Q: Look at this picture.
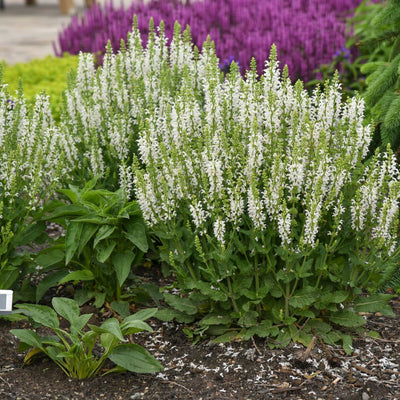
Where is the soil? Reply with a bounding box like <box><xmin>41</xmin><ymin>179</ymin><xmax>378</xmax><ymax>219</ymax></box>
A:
<box><xmin>1</xmin><ymin>276</ymin><xmax>400</xmax><ymax>400</ymax></box>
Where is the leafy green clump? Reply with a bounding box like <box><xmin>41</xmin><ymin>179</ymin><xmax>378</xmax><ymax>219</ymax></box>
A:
<box><xmin>35</xmin><ymin>179</ymin><xmax>149</xmax><ymax>309</ymax></box>
<box><xmin>11</xmin><ymin>298</ymin><xmax>163</xmax><ymax>379</ymax></box>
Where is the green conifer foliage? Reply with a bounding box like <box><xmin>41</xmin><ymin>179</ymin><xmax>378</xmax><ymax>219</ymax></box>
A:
<box><xmin>360</xmin><ymin>0</ymin><xmax>400</xmax><ymax>153</ymax></box>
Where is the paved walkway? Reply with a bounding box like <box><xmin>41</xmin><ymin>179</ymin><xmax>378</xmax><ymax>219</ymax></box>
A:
<box><xmin>0</xmin><ymin>0</ymin><xmax>86</xmax><ymax>64</ymax></box>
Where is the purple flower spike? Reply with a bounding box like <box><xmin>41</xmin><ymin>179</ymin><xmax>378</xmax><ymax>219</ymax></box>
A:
<box><xmin>55</xmin><ymin>0</ymin><xmax>363</xmax><ymax>81</ymax></box>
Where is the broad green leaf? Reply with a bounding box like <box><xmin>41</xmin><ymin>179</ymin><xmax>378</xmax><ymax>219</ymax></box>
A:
<box><xmin>242</xmin><ymin>320</ymin><xmax>277</xmax><ymax>340</ymax></box>
<box><xmin>155</xmin><ymin>308</ymin><xmax>195</xmax><ymax>323</ymax></box>
<box><xmin>213</xmin><ymin>331</ymin><xmax>242</xmax><ymax>343</ymax></box>
<box><xmin>14</xmin><ymin>304</ymin><xmax>59</xmax><ymax>329</ymax></box>
<box><xmin>354</xmin><ymin>294</ymin><xmax>394</xmax><ymax>313</ymax></box>
<box><xmin>289</xmin><ymin>287</ymin><xmax>320</xmax><ymax>309</ymax></box>
<box><xmin>125</xmin><ymin>308</ymin><xmax>158</xmax><ymax>322</ymax></box>
<box><xmin>52</xmin><ymin>297</ymin><xmax>80</xmax><ymax>325</ymax></box>
<box><xmin>59</xmin><ymin>187</ymin><xmax>80</xmax><ymax>203</ymax></box>
<box><xmin>121</xmin><ymin>320</ymin><xmax>153</xmax><ymax>335</ymax></box>
<box><xmin>93</xmin><ymin>292</ymin><xmax>106</xmax><ymax>308</ymax></box>
<box><xmin>199</xmin><ymin>314</ymin><xmax>232</xmax><ymax>327</ymax></box>
<box><xmin>329</xmin><ymin>310</ymin><xmax>366</xmax><ymax>327</ymax></box>
<box><xmin>90</xmin><ymin>318</ymin><xmax>125</xmax><ymax>342</ymax></box>
<box><xmin>65</xmin><ymin>221</ymin><xmax>84</xmax><ymax>264</ymax></box>
<box><xmin>12</xmin><ymin>221</ymin><xmax>46</xmax><ymax>247</ymax></box>
<box><xmin>0</xmin><ymin>267</ymin><xmax>19</xmax><ymax>289</ymax></box>
<box><xmin>112</xmin><ymin>252</ymin><xmax>135</xmax><ymax>286</ymax></box>
<box><xmin>110</xmin><ymin>300</ymin><xmax>130</xmax><ymax>319</ymax></box>
<box><xmin>124</xmin><ymin>221</ymin><xmax>148</xmax><ymax>253</ymax></box>
<box><xmin>94</xmin><ymin>225</ymin><xmax>115</xmax><ymax>248</ymax></box>
<box><xmin>163</xmin><ymin>293</ymin><xmax>198</xmax><ymax>315</ymax></box>
<box><xmin>35</xmin><ymin>249</ymin><xmax>65</xmax><ymax>268</ymax></box>
<box><xmin>58</xmin><ymin>270</ymin><xmax>94</xmax><ymax>284</ymax></box>
<box><xmin>10</xmin><ymin>329</ymin><xmax>44</xmax><ymax>350</ymax></box>
<box><xmin>306</xmin><ymin>319</ymin><xmax>332</xmax><ymax>334</ymax></box>
<box><xmin>47</xmin><ymin>204</ymin><xmax>87</xmax><ymax>220</ymax></box>
<box><xmin>36</xmin><ymin>271</ymin><xmax>69</xmax><ymax>303</ymax></box>
<box><xmin>96</xmin><ymin>241</ymin><xmax>116</xmax><ymax>263</ymax></box>
<box><xmin>109</xmin><ymin>343</ymin><xmax>163</xmax><ymax>373</ymax></box>
<box><xmin>320</xmin><ymin>290</ymin><xmax>349</xmax><ymax>304</ymax></box>
<box><xmin>77</xmin><ymin>223</ymin><xmax>98</xmax><ymax>256</ymax></box>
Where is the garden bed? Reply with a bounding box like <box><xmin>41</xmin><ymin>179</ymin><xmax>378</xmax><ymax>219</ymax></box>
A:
<box><xmin>1</xmin><ymin>295</ymin><xmax>399</xmax><ymax>400</ymax></box>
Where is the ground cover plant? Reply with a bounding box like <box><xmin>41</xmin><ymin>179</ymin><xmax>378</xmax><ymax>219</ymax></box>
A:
<box><xmin>55</xmin><ymin>0</ymin><xmax>363</xmax><ymax>81</ymax></box>
<box><xmin>0</xmin><ymin>55</ymin><xmax>79</xmax><ymax>121</ymax></box>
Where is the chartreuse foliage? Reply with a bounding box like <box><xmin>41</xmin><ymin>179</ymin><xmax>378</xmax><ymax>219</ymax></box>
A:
<box><xmin>1</xmin><ymin>55</ymin><xmax>79</xmax><ymax>121</ymax></box>
<box><xmin>35</xmin><ymin>179</ymin><xmax>149</xmax><ymax>310</ymax></box>
<box><xmin>123</xmin><ymin>23</ymin><xmax>400</xmax><ymax>351</ymax></box>
<box><xmin>356</xmin><ymin>0</ymin><xmax>400</xmax><ymax>151</ymax></box>
<box><xmin>11</xmin><ymin>298</ymin><xmax>162</xmax><ymax>379</ymax></box>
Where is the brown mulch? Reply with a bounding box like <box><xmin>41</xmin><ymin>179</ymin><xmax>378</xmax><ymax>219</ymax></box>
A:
<box><xmin>0</xmin><ymin>294</ymin><xmax>399</xmax><ymax>400</ymax></box>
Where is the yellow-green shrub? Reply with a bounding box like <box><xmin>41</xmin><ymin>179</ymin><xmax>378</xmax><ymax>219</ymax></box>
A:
<box><xmin>1</xmin><ymin>54</ymin><xmax>79</xmax><ymax>121</ymax></box>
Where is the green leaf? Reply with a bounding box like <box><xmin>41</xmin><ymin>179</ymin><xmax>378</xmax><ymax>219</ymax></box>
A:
<box><xmin>121</xmin><ymin>320</ymin><xmax>153</xmax><ymax>335</ymax></box>
<box><xmin>36</xmin><ymin>248</ymin><xmax>65</xmax><ymax>268</ymax></box>
<box><xmin>92</xmin><ymin>318</ymin><xmax>125</xmax><ymax>342</ymax></box>
<box><xmin>354</xmin><ymin>294</ymin><xmax>394</xmax><ymax>313</ymax></box>
<box><xmin>329</xmin><ymin>310</ymin><xmax>366</xmax><ymax>328</ymax></box>
<box><xmin>163</xmin><ymin>293</ymin><xmax>198</xmax><ymax>315</ymax></box>
<box><xmin>36</xmin><ymin>271</ymin><xmax>69</xmax><ymax>303</ymax></box>
<box><xmin>125</xmin><ymin>308</ymin><xmax>158</xmax><ymax>322</ymax></box>
<box><xmin>199</xmin><ymin>314</ymin><xmax>232</xmax><ymax>327</ymax></box>
<box><xmin>0</xmin><ymin>267</ymin><xmax>19</xmax><ymax>290</ymax></box>
<box><xmin>124</xmin><ymin>221</ymin><xmax>148</xmax><ymax>253</ymax></box>
<box><xmin>289</xmin><ymin>287</ymin><xmax>320</xmax><ymax>309</ymax></box>
<box><xmin>10</xmin><ymin>329</ymin><xmax>44</xmax><ymax>350</ymax></box>
<box><xmin>93</xmin><ymin>292</ymin><xmax>106</xmax><ymax>308</ymax></box>
<box><xmin>58</xmin><ymin>270</ymin><xmax>94</xmax><ymax>284</ymax></box>
<box><xmin>14</xmin><ymin>304</ymin><xmax>59</xmax><ymax>329</ymax></box>
<box><xmin>12</xmin><ymin>221</ymin><xmax>46</xmax><ymax>247</ymax></box>
<box><xmin>77</xmin><ymin>223</ymin><xmax>98</xmax><ymax>256</ymax></box>
<box><xmin>110</xmin><ymin>300</ymin><xmax>130</xmax><ymax>319</ymax></box>
<box><xmin>47</xmin><ymin>204</ymin><xmax>88</xmax><ymax>220</ymax></box>
<box><xmin>52</xmin><ymin>297</ymin><xmax>80</xmax><ymax>325</ymax></box>
<box><xmin>65</xmin><ymin>222</ymin><xmax>83</xmax><ymax>264</ymax></box>
<box><xmin>96</xmin><ymin>241</ymin><xmax>117</xmax><ymax>263</ymax></box>
<box><xmin>108</xmin><ymin>343</ymin><xmax>163</xmax><ymax>373</ymax></box>
<box><xmin>155</xmin><ymin>308</ymin><xmax>195</xmax><ymax>323</ymax></box>
<box><xmin>112</xmin><ymin>252</ymin><xmax>135</xmax><ymax>286</ymax></box>
<box><xmin>94</xmin><ymin>225</ymin><xmax>115</xmax><ymax>248</ymax></box>
<box><xmin>213</xmin><ymin>331</ymin><xmax>242</xmax><ymax>343</ymax></box>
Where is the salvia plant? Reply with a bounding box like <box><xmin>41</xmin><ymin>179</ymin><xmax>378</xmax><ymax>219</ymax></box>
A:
<box><xmin>0</xmin><ymin>75</ymin><xmax>76</xmax><ymax>296</ymax></box>
<box><xmin>11</xmin><ymin>298</ymin><xmax>163</xmax><ymax>379</ymax></box>
<box><xmin>55</xmin><ymin>0</ymin><xmax>363</xmax><ymax>81</ymax></box>
<box><xmin>113</xmin><ymin>22</ymin><xmax>400</xmax><ymax>349</ymax></box>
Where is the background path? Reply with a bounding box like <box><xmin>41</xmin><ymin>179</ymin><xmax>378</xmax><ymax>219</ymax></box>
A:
<box><xmin>1</xmin><ymin>0</ymin><xmax>88</xmax><ymax>64</ymax></box>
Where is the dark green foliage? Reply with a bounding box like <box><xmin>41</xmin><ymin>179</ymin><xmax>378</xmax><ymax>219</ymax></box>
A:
<box><xmin>358</xmin><ymin>0</ymin><xmax>400</xmax><ymax>152</ymax></box>
<box><xmin>35</xmin><ymin>179</ymin><xmax>150</xmax><ymax>308</ymax></box>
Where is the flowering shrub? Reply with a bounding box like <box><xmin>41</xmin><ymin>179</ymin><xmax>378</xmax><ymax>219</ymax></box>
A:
<box><xmin>55</xmin><ymin>0</ymin><xmax>363</xmax><ymax>81</ymax></box>
<box><xmin>122</xmin><ymin>24</ymin><xmax>399</xmax><ymax>348</ymax></box>
<box><xmin>0</xmin><ymin>78</ymin><xmax>76</xmax><ymax>294</ymax></box>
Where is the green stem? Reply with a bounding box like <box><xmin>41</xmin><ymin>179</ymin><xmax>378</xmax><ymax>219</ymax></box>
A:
<box><xmin>226</xmin><ymin>276</ymin><xmax>239</xmax><ymax>313</ymax></box>
<box><xmin>285</xmin><ymin>282</ymin><xmax>290</xmax><ymax>319</ymax></box>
